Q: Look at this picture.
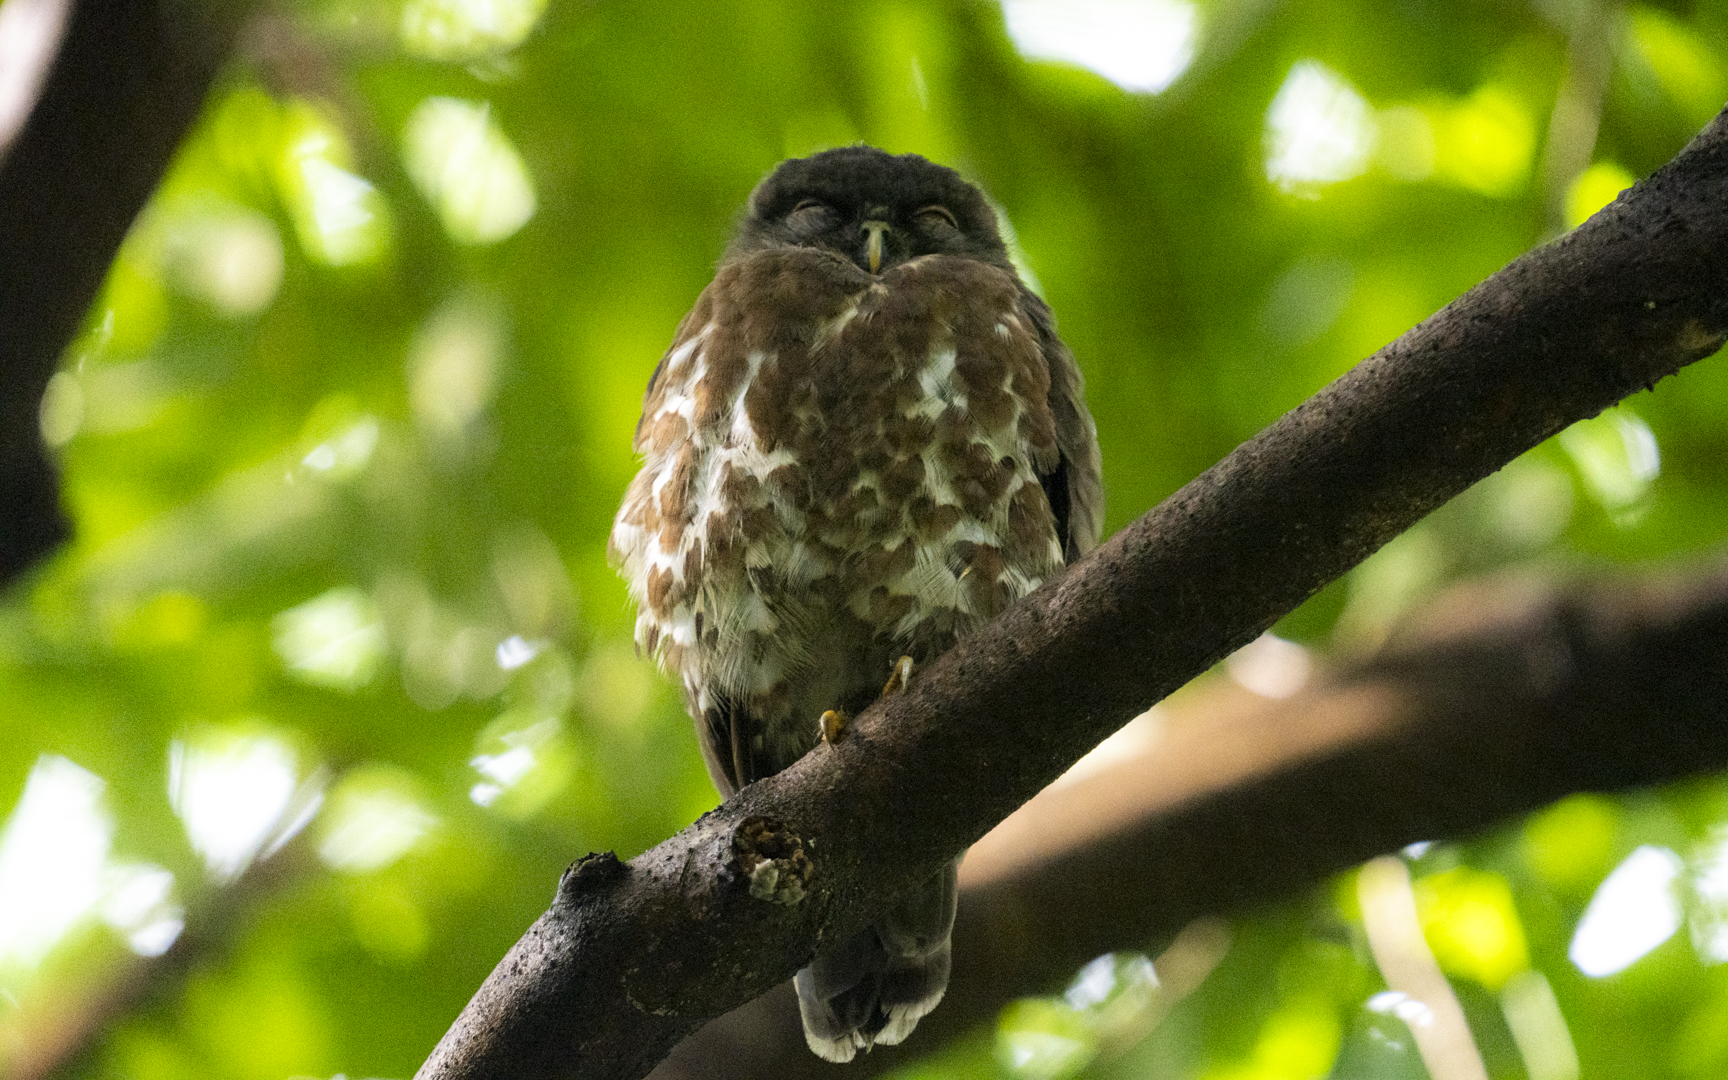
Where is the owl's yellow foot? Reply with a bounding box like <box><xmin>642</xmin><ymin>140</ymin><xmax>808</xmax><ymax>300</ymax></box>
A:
<box><xmin>882</xmin><ymin>655</ymin><xmax>915</xmax><ymax>697</ymax></box>
<box><xmin>819</xmin><ymin>709</ymin><xmax>849</xmax><ymax>744</ymax></box>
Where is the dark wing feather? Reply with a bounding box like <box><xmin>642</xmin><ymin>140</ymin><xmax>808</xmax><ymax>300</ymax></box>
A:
<box><xmin>1021</xmin><ymin>291</ymin><xmax>1103</xmax><ymax>564</ymax></box>
<box><xmin>697</xmin><ymin>696</ymin><xmax>758</xmax><ymax>797</ymax></box>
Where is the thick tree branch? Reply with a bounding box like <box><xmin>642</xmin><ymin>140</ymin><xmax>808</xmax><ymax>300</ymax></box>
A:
<box><xmin>0</xmin><ymin>0</ymin><xmax>253</xmax><ymax>583</ymax></box>
<box><xmin>416</xmin><ymin>106</ymin><xmax>1728</xmax><ymax>1080</ymax></box>
<box><xmin>651</xmin><ymin>558</ymin><xmax>1728</xmax><ymax>1077</ymax></box>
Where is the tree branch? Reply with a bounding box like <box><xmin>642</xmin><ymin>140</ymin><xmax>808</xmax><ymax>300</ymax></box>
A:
<box><xmin>650</xmin><ymin>557</ymin><xmax>1728</xmax><ymax>1077</ymax></box>
<box><xmin>0</xmin><ymin>0</ymin><xmax>254</xmax><ymax>583</ymax></box>
<box><xmin>415</xmin><ymin>105</ymin><xmax>1728</xmax><ymax>1080</ymax></box>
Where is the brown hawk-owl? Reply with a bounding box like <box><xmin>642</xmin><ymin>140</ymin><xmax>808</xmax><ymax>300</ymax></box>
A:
<box><xmin>609</xmin><ymin>146</ymin><xmax>1102</xmax><ymax>1061</ymax></box>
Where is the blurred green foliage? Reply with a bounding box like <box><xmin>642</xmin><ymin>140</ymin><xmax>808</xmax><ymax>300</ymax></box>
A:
<box><xmin>1</xmin><ymin>0</ymin><xmax>1726</xmax><ymax>1077</ymax></box>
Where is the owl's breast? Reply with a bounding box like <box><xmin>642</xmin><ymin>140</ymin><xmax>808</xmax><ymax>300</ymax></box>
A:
<box><xmin>610</xmin><ymin>249</ymin><xmax>1067</xmax><ymax>731</ymax></box>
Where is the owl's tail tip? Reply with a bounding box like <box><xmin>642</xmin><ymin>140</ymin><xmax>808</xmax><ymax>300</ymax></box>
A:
<box><xmin>798</xmin><ymin>986</ymin><xmax>948</xmax><ymax>1063</ymax></box>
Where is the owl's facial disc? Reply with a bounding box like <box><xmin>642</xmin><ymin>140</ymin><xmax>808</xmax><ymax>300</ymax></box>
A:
<box><xmin>860</xmin><ymin>219</ymin><xmax>890</xmax><ymax>274</ymax></box>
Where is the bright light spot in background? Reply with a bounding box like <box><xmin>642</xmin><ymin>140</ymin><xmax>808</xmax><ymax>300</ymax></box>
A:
<box><xmin>496</xmin><ymin>634</ymin><xmax>542</xmax><ymax>670</ymax></box>
<box><xmin>1627</xmin><ymin>7</ymin><xmax>1728</xmax><ymax>126</ymax></box>
<box><xmin>1686</xmin><ymin>826</ymin><xmax>1728</xmax><ymax>962</ymax></box>
<box><xmin>1364</xmin><ymin>88</ymin><xmax>1537</xmax><ymax>197</ymax></box>
<box><xmin>169</xmin><ymin>205</ymin><xmax>285</xmax><ymax>317</ymax></box>
<box><xmin>301</xmin><ymin>416</ymin><xmax>380</xmax><ymax>478</ymax></box>
<box><xmin>1476</xmin><ymin>456</ymin><xmax>1574</xmax><ymax>551</ymax></box>
<box><xmin>1524</xmin><ymin>794</ymin><xmax>1620</xmax><ymax>894</ymax></box>
<box><xmin>408</xmin><ymin>301</ymin><xmax>503</xmax><ymax>439</ymax></box>
<box><xmin>0</xmin><ymin>0</ymin><xmax>73</xmax><ymax>154</ymax></box>
<box><xmin>404</xmin><ymin>98</ymin><xmax>537</xmax><ymax>246</ymax></box>
<box><xmin>1373</xmin><ymin>105</ymin><xmax>1437</xmax><ymax>181</ymax></box>
<box><xmin>1427</xmin><ymin>86</ymin><xmax>1535</xmax><ymax>198</ymax></box>
<box><xmin>1225</xmin><ymin>633</ymin><xmax>1311</xmax><ymax>699</ymax></box>
<box><xmin>1563</xmin><ymin>161</ymin><xmax>1634</xmax><ymax>230</ymax></box>
<box><xmin>1064</xmin><ymin>952</ymin><xmax>1157</xmax><ymax>1010</ymax></box>
<box><xmin>1558</xmin><ymin>407</ymin><xmax>1659</xmax><ymax>511</ymax></box>
<box><xmin>1569</xmin><ymin>845</ymin><xmax>1682</xmax><ymax>977</ymax></box>
<box><xmin>318</xmin><ymin>767</ymin><xmax>439</xmax><ymax>873</ymax></box>
<box><xmin>100</xmin><ymin>864</ymin><xmax>184</xmax><ymax>957</ymax></box>
<box><xmin>276</xmin><ymin>104</ymin><xmax>389</xmax><ymax>266</ymax></box>
<box><xmin>272</xmin><ymin>587</ymin><xmax>388</xmax><ymax>693</ymax></box>
<box><xmin>170</xmin><ymin>732</ymin><xmax>313</xmax><ymax>882</ymax></box>
<box><xmin>38</xmin><ymin>369</ymin><xmax>82</xmax><ymax>448</ymax></box>
<box><xmin>300</xmin><ymin>157</ymin><xmax>385</xmax><ymax>264</ymax></box>
<box><xmin>0</xmin><ymin>757</ymin><xmax>112</xmax><ymax>970</ymax></box>
<box><xmin>470</xmin><ymin>715</ymin><xmax>569</xmax><ymax>813</ymax></box>
<box><xmin>1265</xmin><ymin>61</ymin><xmax>1374</xmax><ymax>193</ymax></box>
<box><xmin>401</xmin><ymin>0</ymin><xmax>548</xmax><ymax>60</ymax></box>
<box><xmin>1001</xmin><ymin>0</ymin><xmax>1198</xmax><ymax>94</ymax></box>
<box><xmin>1413</xmin><ymin>867</ymin><xmax>1529</xmax><ymax>989</ymax></box>
<box><xmin>1367</xmin><ymin>990</ymin><xmax>1435</xmax><ymax>1029</ymax></box>
<box><xmin>1501</xmin><ymin>970</ymin><xmax>1580</xmax><ymax>1080</ymax></box>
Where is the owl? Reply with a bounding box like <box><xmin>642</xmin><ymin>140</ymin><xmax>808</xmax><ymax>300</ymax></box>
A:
<box><xmin>609</xmin><ymin>146</ymin><xmax>1102</xmax><ymax>1061</ymax></box>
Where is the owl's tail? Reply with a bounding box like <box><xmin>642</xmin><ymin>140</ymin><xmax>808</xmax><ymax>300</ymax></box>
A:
<box><xmin>794</xmin><ymin>859</ymin><xmax>959</xmax><ymax>1063</ymax></box>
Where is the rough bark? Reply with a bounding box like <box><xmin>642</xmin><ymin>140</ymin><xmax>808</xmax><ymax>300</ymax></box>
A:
<box><xmin>415</xmin><ymin>105</ymin><xmax>1728</xmax><ymax>1080</ymax></box>
<box><xmin>652</xmin><ymin>560</ymin><xmax>1728</xmax><ymax>1077</ymax></box>
<box><xmin>0</xmin><ymin>0</ymin><xmax>253</xmax><ymax>583</ymax></box>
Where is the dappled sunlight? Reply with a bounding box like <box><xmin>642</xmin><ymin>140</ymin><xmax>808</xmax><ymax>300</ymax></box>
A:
<box><xmin>0</xmin><ymin>759</ymin><xmax>187</xmax><ymax>983</ymax></box>
<box><xmin>7</xmin><ymin>0</ymin><xmax>1728</xmax><ymax>1074</ymax></box>
<box><xmin>376</xmin><ymin>574</ymin><xmax>510</xmax><ymax>709</ymax></box>
<box><xmin>1558</xmin><ymin>406</ymin><xmax>1660</xmax><ymax>520</ymax></box>
<box><xmin>100</xmin><ymin>863</ymin><xmax>184</xmax><ymax>958</ymax></box>
<box><xmin>1564</xmin><ymin>160</ymin><xmax>1634</xmax><ymax>229</ymax></box>
<box><xmin>169</xmin><ymin>731</ymin><xmax>319</xmax><ymax>882</ymax></box>
<box><xmin>469</xmin><ymin>714</ymin><xmax>572</xmax><ymax>815</ymax></box>
<box><xmin>0</xmin><ymin>757</ymin><xmax>112</xmax><ymax>973</ymax></box>
<box><xmin>1688</xmin><ymin>825</ymin><xmax>1728</xmax><ymax>963</ymax></box>
<box><xmin>317</xmin><ymin>767</ymin><xmax>439</xmax><ymax>873</ymax></box>
<box><xmin>407</xmin><ymin>300</ymin><xmax>504</xmax><ymax>442</ymax></box>
<box><xmin>403</xmin><ymin>98</ymin><xmax>537</xmax><ymax>246</ymax></box>
<box><xmin>273</xmin><ymin>587</ymin><xmax>388</xmax><ymax>693</ymax></box>
<box><xmin>301</xmin><ymin>415</ymin><xmax>380</xmax><ymax>478</ymax></box>
<box><xmin>1200</xmin><ymin>999</ymin><xmax>1341</xmax><ymax>1080</ymax></box>
<box><xmin>1001</xmin><ymin>0</ymin><xmax>1197</xmax><ymax>94</ymax></box>
<box><xmin>277</xmin><ymin>104</ymin><xmax>389</xmax><ymax>266</ymax></box>
<box><xmin>1413</xmin><ymin>867</ymin><xmax>1529</xmax><ymax>990</ymax></box>
<box><xmin>400</xmin><ymin>0</ymin><xmax>548</xmax><ymax>60</ymax></box>
<box><xmin>1568</xmin><ymin>845</ymin><xmax>1682</xmax><ymax>977</ymax></box>
<box><xmin>1264</xmin><ymin>61</ymin><xmax>1374</xmax><ymax>194</ymax></box>
<box><xmin>1425</xmin><ymin>87</ymin><xmax>1536</xmax><ymax>198</ymax></box>
<box><xmin>1626</xmin><ymin>7</ymin><xmax>1728</xmax><ymax>127</ymax></box>
<box><xmin>164</xmin><ymin>203</ymin><xmax>285</xmax><ymax>317</ymax></box>
<box><xmin>1224</xmin><ymin>633</ymin><xmax>1310</xmax><ymax>699</ymax></box>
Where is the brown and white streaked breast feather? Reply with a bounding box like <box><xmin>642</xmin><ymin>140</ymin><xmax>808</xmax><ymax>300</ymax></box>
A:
<box><xmin>609</xmin><ymin>245</ymin><xmax>1087</xmax><ymax>782</ymax></box>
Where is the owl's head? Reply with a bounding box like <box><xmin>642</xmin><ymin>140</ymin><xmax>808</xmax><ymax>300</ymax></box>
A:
<box><xmin>733</xmin><ymin>146</ymin><xmax>1015</xmax><ymax>276</ymax></box>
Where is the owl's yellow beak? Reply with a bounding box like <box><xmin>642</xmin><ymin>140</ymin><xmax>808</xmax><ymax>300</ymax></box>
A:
<box><xmin>861</xmin><ymin>220</ymin><xmax>889</xmax><ymax>274</ymax></box>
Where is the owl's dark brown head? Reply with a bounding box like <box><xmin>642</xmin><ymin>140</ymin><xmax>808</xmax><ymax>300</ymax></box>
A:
<box><xmin>732</xmin><ymin>146</ymin><xmax>1015</xmax><ymax>276</ymax></box>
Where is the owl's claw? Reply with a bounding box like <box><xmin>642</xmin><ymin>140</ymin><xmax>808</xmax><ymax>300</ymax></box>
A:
<box><xmin>819</xmin><ymin>709</ymin><xmax>849</xmax><ymax>744</ymax></box>
<box><xmin>882</xmin><ymin>655</ymin><xmax>915</xmax><ymax>697</ymax></box>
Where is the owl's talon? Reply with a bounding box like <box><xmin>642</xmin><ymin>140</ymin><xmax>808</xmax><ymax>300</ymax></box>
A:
<box><xmin>819</xmin><ymin>709</ymin><xmax>849</xmax><ymax>744</ymax></box>
<box><xmin>882</xmin><ymin>655</ymin><xmax>915</xmax><ymax>697</ymax></box>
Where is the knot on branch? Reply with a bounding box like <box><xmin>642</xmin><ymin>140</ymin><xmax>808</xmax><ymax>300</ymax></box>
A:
<box><xmin>561</xmin><ymin>850</ymin><xmax>628</xmax><ymax>897</ymax></box>
<box><xmin>731</xmin><ymin>816</ymin><xmax>811</xmax><ymax>906</ymax></box>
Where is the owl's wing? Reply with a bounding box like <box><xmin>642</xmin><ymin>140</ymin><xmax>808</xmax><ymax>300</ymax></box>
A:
<box><xmin>1022</xmin><ymin>291</ymin><xmax>1104</xmax><ymax>564</ymax></box>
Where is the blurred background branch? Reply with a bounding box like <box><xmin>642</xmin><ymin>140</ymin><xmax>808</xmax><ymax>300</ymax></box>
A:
<box><xmin>0</xmin><ymin>0</ymin><xmax>255</xmax><ymax>582</ymax></box>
